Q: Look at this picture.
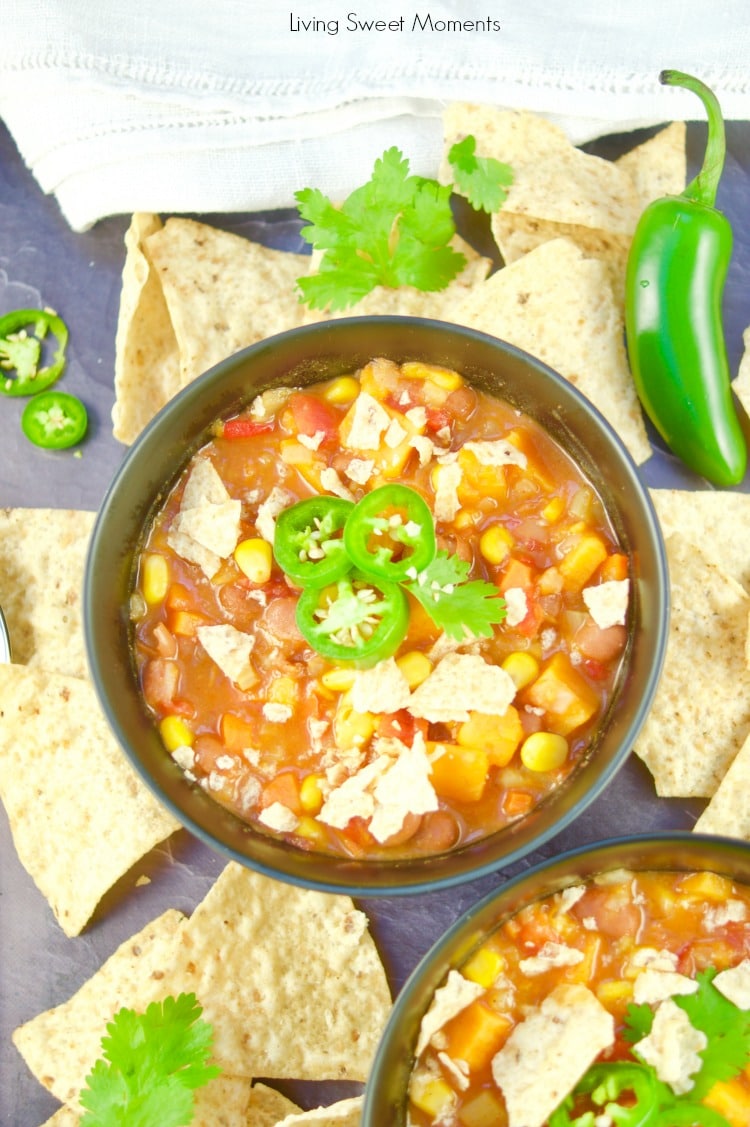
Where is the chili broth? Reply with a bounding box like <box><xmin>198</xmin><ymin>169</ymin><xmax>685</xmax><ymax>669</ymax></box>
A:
<box><xmin>131</xmin><ymin>358</ymin><xmax>631</xmax><ymax>860</ymax></box>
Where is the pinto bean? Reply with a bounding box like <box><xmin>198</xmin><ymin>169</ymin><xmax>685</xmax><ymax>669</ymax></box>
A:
<box><xmin>574</xmin><ymin>622</ymin><xmax>628</xmax><ymax>663</ymax></box>
<box><xmin>261</xmin><ymin>596</ymin><xmax>305</xmax><ymax>643</ymax></box>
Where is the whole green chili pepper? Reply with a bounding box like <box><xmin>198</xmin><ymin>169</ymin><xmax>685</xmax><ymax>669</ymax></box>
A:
<box><xmin>625</xmin><ymin>70</ymin><xmax>747</xmax><ymax>487</ymax></box>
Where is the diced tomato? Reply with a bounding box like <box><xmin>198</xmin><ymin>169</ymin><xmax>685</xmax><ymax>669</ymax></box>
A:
<box><xmin>582</xmin><ymin>658</ymin><xmax>610</xmax><ymax>681</ymax></box>
<box><xmin>377</xmin><ymin>709</ymin><xmax>428</xmax><ymax>744</ymax></box>
<box><xmin>222</xmin><ymin>417</ymin><xmax>275</xmax><ymax>440</ymax></box>
<box><xmin>288</xmin><ymin>392</ymin><xmax>340</xmax><ymax>441</ymax></box>
<box><xmin>424</xmin><ymin>406</ymin><xmax>452</xmax><ymax>434</ymax></box>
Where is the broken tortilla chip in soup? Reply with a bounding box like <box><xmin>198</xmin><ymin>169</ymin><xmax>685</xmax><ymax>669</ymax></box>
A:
<box><xmin>164</xmin><ymin>862</ymin><xmax>392</xmax><ymax>1081</ymax></box>
<box><xmin>0</xmin><ymin>664</ymin><xmax>180</xmax><ymax>936</ymax></box>
<box><xmin>633</xmin><ymin>534</ymin><xmax>750</xmax><ymax>797</ymax></box>
<box><xmin>694</xmin><ymin>730</ymin><xmax>750</xmax><ymax>839</ymax></box>
<box><xmin>145</xmin><ymin>217</ymin><xmax>309</xmax><ymax>386</ymax></box>
<box><xmin>112</xmin><ymin>212</ymin><xmax>182</xmax><ymax>444</ymax></box>
<box><xmin>12</xmin><ymin>909</ymin><xmax>187</xmax><ymax>1107</ymax></box>
<box><xmin>0</xmin><ymin>507</ymin><xmax>94</xmax><ymax>678</ymax></box>
<box><xmin>449</xmin><ymin>237</ymin><xmax>651</xmax><ymax>465</ymax></box>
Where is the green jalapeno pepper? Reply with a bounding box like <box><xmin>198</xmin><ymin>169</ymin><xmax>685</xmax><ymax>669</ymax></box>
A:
<box><xmin>273</xmin><ymin>496</ymin><xmax>354</xmax><ymax>586</ymax></box>
<box><xmin>295</xmin><ymin>571</ymin><xmax>408</xmax><ymax>667</ymax></box>
<box><xmin>343</xmin><ymin>483</ymin><xmax>436</xmax><ymax>582</ymax></box>
<box><xmin>625</xmin><ymin>70</ymin><xmax>747</xmax><ymax>487</ymax></box>
<box><xmin>0</xmin><ymin>308</ymin><xmax>69</xmax><ymax>397</ymax></box>
<box><xmin>21</xmin><ymin>390</ymin><xmax>88</xmax><ymax>450</ymax></box>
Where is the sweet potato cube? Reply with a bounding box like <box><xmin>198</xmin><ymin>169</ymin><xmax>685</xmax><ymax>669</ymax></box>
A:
<box><xmin>524</xmin><ymin>652</ymin><xmax>599</xmax><ymax>735</ymax></box>
<box><xmin>443</xmin><ymin>1000</ymin><xmax>511</xmax><ymax>1072</ymax></box>
<box><xmin>220</xmin><ymin>712</ymin><xmax>258</xmax><ymax>751</ymax></box>
<box><xmin>558</xmin><ymin>533</ymin><xmax>608</xmax><ymax>590</ymax></box>
<box><xmin>457</xmin><ymin>707</ymin><xmax>523</xmax><ymax>767</ymax></box>
<box><xmin>429</xmin><ymin>743</ymin><xmax>490</xmax><ymax>803</ymax></box>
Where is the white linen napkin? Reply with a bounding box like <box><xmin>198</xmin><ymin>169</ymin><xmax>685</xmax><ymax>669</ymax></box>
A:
<box><xmin>1</xmin><ymin>0</ymin><xmax>748</xmax><ymax>230</ymax></box>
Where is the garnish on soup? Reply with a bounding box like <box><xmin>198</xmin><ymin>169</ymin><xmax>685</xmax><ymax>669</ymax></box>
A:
<box><xmin>409</xmin><ymin>870</ymin><xmax>750</xmax><ymax>1127</ymax></box>
<box><xmin>131</xmin><ymin>358</ymin><xmax>630</xmax><ymax>859</ymax></box>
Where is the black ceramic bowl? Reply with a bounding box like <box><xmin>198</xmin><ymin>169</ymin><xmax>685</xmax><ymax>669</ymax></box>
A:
<box><xmin>84</xmin><ymin>316</ymin><xmax>668</xmax><ymax>895</ymax></box>
<box><xmin>362</xmin><ymin>832</ymin><xmax>750</xmax><ymax>1124</ymax></box>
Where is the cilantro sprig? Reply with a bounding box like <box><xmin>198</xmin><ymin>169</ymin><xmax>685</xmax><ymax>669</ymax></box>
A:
<box><xmin>79</xmin><ymin>993</ymin><xmax>221</xmax><ymax>1127</ymax></box>
<box><xmin>295</xmin><ymin>138</ymin><xmax>513</xmax><ymax>311</ymax></box>
<box><xmin>404</xmin><ymin>551</ymin><xmax>507</xmax><ymax>640</ymax></box>
<box><xmin>550</xmin><ymin>968</ymin><xmax>750</xmax><ymax>1127</ymax></box>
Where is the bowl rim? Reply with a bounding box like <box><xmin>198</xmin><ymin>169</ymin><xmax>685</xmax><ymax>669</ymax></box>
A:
<box><xmin>362</xmin><ymin>830</ymin><xmax>750</xmax><ymax>1124</ymax></box>
<box><xmin>84</xmin><ymin>315</ymin><xmax>670</xmax><ymax>896</ymax></box>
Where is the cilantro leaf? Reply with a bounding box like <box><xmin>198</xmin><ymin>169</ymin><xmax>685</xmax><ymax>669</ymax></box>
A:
<box><xmin>673</xmin><ymin>967</ymin><xmax>750</xmax><ymax>1098</ymax></box>
<box><xmin>296</xmin><ymin>142</ymin><xmax>500</xmax><ymax>311</ymax></box>
<box><xmin>404</xmin><ymin>550</ymin><xmax>506</xmax><ymax>640</ymax></box>
<box><xmin>447</xmin><ymin>135</ymin><xmax>513</xmax><ymax>213</ymax></box>
<box><xmin>79</xmin><ymin>993</ymin><xmax>221</xmax><ymax>1127</ymax></box>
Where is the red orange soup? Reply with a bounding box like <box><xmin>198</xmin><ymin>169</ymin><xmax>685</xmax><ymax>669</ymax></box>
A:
<box><xmin>408</xmin><ymin>868</ymin><xmax>750</xmax><ymax>1127</ymax></box>
<box><xmin>131</xmin><ymin>358</ymin><xmax>630</xmax><ymax>859</ymax></box>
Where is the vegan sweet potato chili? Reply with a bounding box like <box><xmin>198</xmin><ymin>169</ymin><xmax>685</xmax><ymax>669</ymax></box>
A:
<box><xmin>407</xmin><ymin>869</ymin><xmax>750</xmax><ymax>1127</ymax></box>
<box><xmin>131</xmin><ymin>358</ymin><xmax>631</xmax><ymax>859</ymax></box>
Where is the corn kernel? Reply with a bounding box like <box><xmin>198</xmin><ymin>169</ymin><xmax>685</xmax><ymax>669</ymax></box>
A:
<box><xmin>409</xmin><ymin>1073</ymin><xmax>457</xmax><ymax>1120</ymax></box>
<box><xmin>268</xmin><ymin>675</ymin><xmax>299</xmax><ymax>706</ymax></box>
<box><xmin>541</xmin><ymin>496</ymin><xmax>566</xmax><ymax>523</ymax></box>
<box><xmin>299</xmin><ymin>774</ymin><xmax>325</xmax><ymax>814</ymax></box>
<box><xmin>320</xmin><ymin>667</ymin><xmax>357</xmax><ymax>692</ymax></box>
<box><xmin>234</xmin><ymin>538</ymin><xmax>273</xmax><ymax>584</ymax></box>
<box><xmin>334</xmin><ymin>690</ymin><xmax>376</xmax><ymax>748</ymax></box>
<box><xmin>396</xmin><ymin>650</ymin><xmax>433</xmax><ymax>689</ymax></box>
<box><xmin>322</xmin><ymin>375</ymin><xmax>360</xmax><ymax>404</ymax></box>
<box><xmin>159</xmin><ymin>715</ymin><xmax>194</xmax><ymax>751</ymax></box>
<box><xmin>463</xmin><ymin>945</ymin><xmax>505</xmax><ymax>988</ymax></box>
<box><xmin>596</xmin><ymin>979</ymin><xmax>633</xmax><ymax>1007</ymax></box>
<box><xmin>520</xmin><ymin>731</ymin><xmax>569</xmax><ymax>772</ymax></box>
<box><xmin>402</xmin><ymin>361</ymin><xmax>464</xmax><ymax>391</ymax></box>
<box><xmin>294</xmin><ymin>815</ymin><xmax>329</xmax><ymax>847</ymax></box>
<box><xmin>454</xmin><ymin>509</ymin><xmax>477</xmax><ymax>530</ymax></box>
<box><xmin>704</xmin><ymin>1078</ymin><xmax>750</xmax><ymax>1127</ymax></box>
<box><xmin>501</xmin><ymin>651</ymin><xmax>540</xmax><ymax>691</ymax></box>
<box><xmin>141</xmin><ymin>553</ymin><xmax>169</xmax><ymax>605</ymax></box>
<box><xmin>479</xmin><ymin>525</ymin><xmax>513</xmax><ymax>565</ymax></box>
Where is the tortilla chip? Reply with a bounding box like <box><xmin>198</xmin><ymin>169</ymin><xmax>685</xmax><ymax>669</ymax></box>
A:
<box><xmin>0</xmin><ymin>664</ymin><xmax>180</xmax><ymax>935</ymax></box>
<box><xmin>615</xmin><ymin>122</ymin><xmax>687</xmax><ymax>211</ymax></box>
<box><xmin>0</xmin><ymin>507</ymin><xmax>94</xmax><ymax>677</ymax></box>
<box><xmin>277</xmin><ymin>1096</ymin><xmax>364</xmax><ymax>1125</ymax></box>
<box><xmin>450</xmin><ymin>237</ymin><xmax>651</xmax><ymax>465</ymax></box>
<box><xmin>246</xmin><ymin>1083</ymin><xmax>301</xmax><ymax>1125</ymax></box>
<box><xmin>13</xmin><ymin>909</ymin><xmax>187</xmax><ymax>1106</ymax></box>
<box><xmin>650</xmin><ymin>487</ymin><xmax>750</xmax><ymax>593</ymax></box>
<box><xmin>731</xmin><ymin>325</ymin><xmax>750</xmax><ymax>420</ymax></box>
<box><xmin>41</xmin><ymin>1077</ymin><xmax>253</xmax><ymax>1126</ymax></box>
<box><xmin>633</xmin><ymin>534</ymin><xmax>750</xmax><ymax>797</ymax></box>
<box><xmin>112</xmin><ymin>213</ymin><xmax>182</xmax><ymax>444</ymax></box>
<box><xmin>694</xmin><ymin>731</ymin><xmax>750</xmax><ymax>838</ymax></box>
<box><xmin>145</xmin><ymin>218</ymin><xmax>309</xmax><ymax>386</ymax></box>
<box><xmin>441</xmin><ymin>103</ymin><xmax>640</xmax><ymax>235</ymax></box>
<box><xmin>165</xmin><ymin>861</ymin><xmax>392</xmax><ymax>1080</ymax></box>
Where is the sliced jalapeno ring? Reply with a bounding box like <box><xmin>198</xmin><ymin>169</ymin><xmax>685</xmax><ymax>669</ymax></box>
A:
<box><xmin>21</xmin><ymin>390</ymin><xmax>88</xmax><ymax>450</ymax></box>
<box><xmin>343</xmin><ymin>483</ymin><xmax>436</xmax><ymax>583</ymax></box>
<box><xmin>295</xmin><ymin>571</ymin><xmax>408</xmax><ymax>668</ymax></box>
<box><xmin>274</xmin><ymin>496</ymin><xmax>355</xmax><ymax>586</ymax></box>
<box><xmin>0</xmin><ymin>308</ymin><xmax>69</xmax><ymax>397</ymax></box>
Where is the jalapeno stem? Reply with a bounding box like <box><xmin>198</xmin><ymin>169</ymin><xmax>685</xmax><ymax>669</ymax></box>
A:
<box><xmin>660</xmin><ymin>69</ymin><xmax>726</xmax><ymax>208</ymax></box>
